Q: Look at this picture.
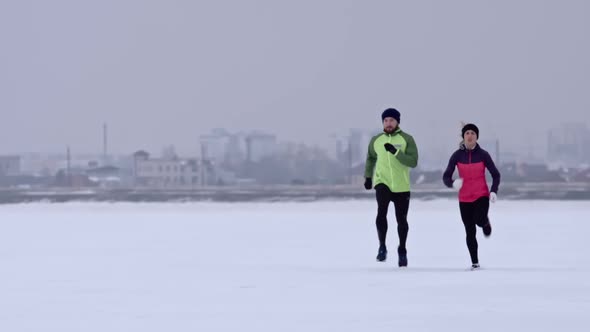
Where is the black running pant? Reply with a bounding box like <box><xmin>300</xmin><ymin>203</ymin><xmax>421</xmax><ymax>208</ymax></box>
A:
<box><xmin>375</xmin><ymin>184</ymin><xmax>410</xmax><ymax>252</ymax></box>
<box><xmin>459</xmin><ymin>196</ymin><xmax>490</xmax><ymax>264</ymax></box>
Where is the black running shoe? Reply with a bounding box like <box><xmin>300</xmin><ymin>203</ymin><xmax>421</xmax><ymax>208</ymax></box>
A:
<box><xmin>483</xmin><ymin>221</ymin><xmax>492</xmax><ymax>237</ymax></box>
<box><xmin>398</xmin><ymin>247</ymin><xmax>408</xmax><ymax>267</ymax></box>
<box><xmin>376</xmin><ymin>246</ymin><xmax>387</xmax><ymax>262</ymax></box>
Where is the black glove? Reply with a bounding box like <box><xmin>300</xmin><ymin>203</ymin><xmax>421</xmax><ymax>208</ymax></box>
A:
<box><xmin>364</xmin><ymin>177</ymin><xmax>372</xmax><ymax>190</ymax></box>
<box><xmin>384</xmin><ymin>143</ymin><xmax>397</xmax><ymax>154</ymax></box>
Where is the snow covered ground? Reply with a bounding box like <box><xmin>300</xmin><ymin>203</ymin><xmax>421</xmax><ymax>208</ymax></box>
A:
<box><xmin>1</xmin><ymin>199</ymin><xmax>588</xmax><ymax>331</ymax></box>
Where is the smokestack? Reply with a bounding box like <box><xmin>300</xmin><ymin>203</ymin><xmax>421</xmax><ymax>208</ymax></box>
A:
<box><xmin>495</xmin><ymin>139</ymin><xmax>500</xmax><ymax>166</ymax></box>
<box><xmin>103</xmin><ymin>123</ymin><xmax>108</xmax><ymax>164</ymax></box>
<box><xmin>348</xmin><ymin>137</ymin><xmax>352</xmax><ymax>185</ymax></box>
<box><xmin>66</xmin><ymin>145</ymin><xmax>71</xmax><ymax>187</ymax></box>
<box><xmin>200</xmin><ymin>140</ymin><xmax>208</xmax><ymax>187</ymax></box>
<box><xmin>245</xmin><ymin>135</ymin><xmax>252</xmax><ymax>163</ymax></box>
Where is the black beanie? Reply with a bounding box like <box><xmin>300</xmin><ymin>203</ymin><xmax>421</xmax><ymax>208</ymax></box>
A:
<box><xmin>462</xmin><ymin>123</ymin><xmax>479</xmax><ymax>138</ymax></box>
<box><xmin>381</xmin><ymin>108</ymin><xmax>401</xmax><ymax>123</ymax></box>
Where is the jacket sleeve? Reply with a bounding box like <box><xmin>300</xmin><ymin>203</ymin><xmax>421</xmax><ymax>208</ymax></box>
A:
<box><xmin>484</xmin><ymin>151</ymin><xmax>501</xmax><ymax>193</ymax></box>
<box><xmin>364</xmin><ymin>136</ymin><xmax>378</xmax><ymax>178</ymax></box>
<box><xmin>442</xmin><ymin>152</ymin><xmax>457</xmax><ymax>188</ymax></box>
<box><xmin>395</xmin><ymin>134</ymin><xmax>418</xmax><ymax>168</ymax></box>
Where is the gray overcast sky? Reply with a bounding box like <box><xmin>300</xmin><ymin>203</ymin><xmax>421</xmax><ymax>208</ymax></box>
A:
<box><xmin>1</xmin><ymin>0</ymin><xmax>589</xmax><ymax>156</ymax></box>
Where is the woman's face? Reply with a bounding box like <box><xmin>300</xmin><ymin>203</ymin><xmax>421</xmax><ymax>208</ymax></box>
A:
<box><xmin>463</xmin><ymin>130</ymin><xmax>478</xmax><ymax>145</ymax></box>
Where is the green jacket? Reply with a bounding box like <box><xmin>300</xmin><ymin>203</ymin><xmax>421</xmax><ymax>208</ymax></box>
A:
<box><xmin>364</xmin><ymin>128</ymin><xmax>418</xmax><ymax>192</ymax></box>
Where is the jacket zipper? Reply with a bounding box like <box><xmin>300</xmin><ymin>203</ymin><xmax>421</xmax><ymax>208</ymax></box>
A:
<box><xmin>388</xmin><ymin>135</ymin><xmax>394</xmax><ymax>188</ymax></box>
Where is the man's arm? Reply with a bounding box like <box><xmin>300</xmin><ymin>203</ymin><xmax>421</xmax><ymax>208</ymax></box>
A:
<box><xmin>395</xmin><ymin>133</ymin><xmax>418</xmax><ymax>168</ymax></box>
<box><xmin>364</xmin><ymin>136</ymin><xmax>378</xmax><ymax>178</ymax></box>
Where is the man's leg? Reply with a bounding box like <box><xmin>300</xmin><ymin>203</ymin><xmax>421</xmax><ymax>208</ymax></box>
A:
<box><xmin>391</xmin><ymin>191</ymin><xmax>410</xmax><ymax>255</ymax></box>
<box><xmin>375</xmin><ymin>184</ymin><xmax>391</xmax><ymax>261</ymax></box>
<box><xmin>459</xmin><ymin>201</ymin><xmax>479</xmax><ymax>265</ymax></box>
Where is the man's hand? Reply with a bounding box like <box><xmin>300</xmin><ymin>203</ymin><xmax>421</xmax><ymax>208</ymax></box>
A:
<box><xmin>384</xmin><ymin>143</ymin><xmax>397</xmax><ymax>154</ymax></box>
<box><xmin>364</xmin><ymin>178</ymin><xmax>372</xmax><ymax>190</ymax></box>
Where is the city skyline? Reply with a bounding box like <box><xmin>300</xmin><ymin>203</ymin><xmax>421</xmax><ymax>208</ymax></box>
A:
<box><xmin>6</xmin><ymin>121</ymin><xmax>590</xmax><ymax>169</ymax></box>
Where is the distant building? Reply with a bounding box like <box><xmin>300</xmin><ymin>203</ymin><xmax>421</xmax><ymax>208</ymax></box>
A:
<box><xmin>499</xmin><ymin>162</ymin><xmax>564</xmax><ymax>182</ymax></box>
<box><xmin>199</xmin><ymin>129</ymin><xmax>278</xmax><ymax>165</ymax></box>
<box><xmin>246</xmin><ymin>132</ymin><xmax>277</xmax><ymax>162</ymax></box>
<box><xmin>0</xmin><ymin>155</ymin><xmax>21</xmax><ymax>176</ymax></box>
<box><xmin>54</xmin><ymin>167</ymin><xmax>96</xmax><ymax>187</ymax></box>
<box><xmin>573</xmin><ymin>168</ymin><xmax>590</xmax><ymax>182</ymax></box>
<box><xmin>331</xmin><ymin>129</ymin><xmax>374</xmax><ymax>166</ymax></box>
<box><xmin>199</xmin><ymin>129</ymin><xmax>242</xmax><ymax>166</ymax></box>
<box><xmin>0</xmin><ymin>153</ymin><xmax>52</xmax><ymax>188</ymax></box>
<box><xmin>86</xmin><ymin>165</ymin><xmax>127</xmax><ymax>188</ymax></box>
<box><xmin>547</xmin><ymin>123</ymin><xmax>590</xmax><ymax>167</ymax></box>
<box><xmin>133</xmin><ymin>150</ymin><xmax>200</xmax><ymax>188</ymax></box>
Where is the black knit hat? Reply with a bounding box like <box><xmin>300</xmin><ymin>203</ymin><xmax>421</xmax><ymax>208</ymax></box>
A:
<box><xmin>462</xmin><ymin>123</ymin><xmax>479</xmax><ymax>138</ymax></box>
<box><xmin>381</xmin><ymin>108</ymin><xmax>400</xmax><ymax>123</ymax></box>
